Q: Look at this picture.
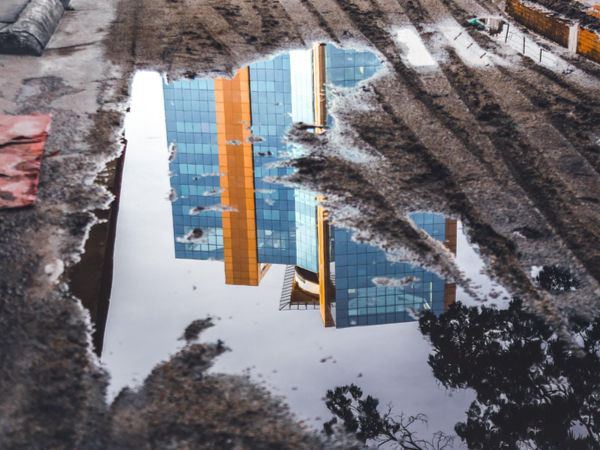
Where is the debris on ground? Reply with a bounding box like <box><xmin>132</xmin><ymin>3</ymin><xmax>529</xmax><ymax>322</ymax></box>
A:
<box><xmin>0</xmin><ymin>114</ymin><xmax>51</xmax><ymax>209</ymax></box>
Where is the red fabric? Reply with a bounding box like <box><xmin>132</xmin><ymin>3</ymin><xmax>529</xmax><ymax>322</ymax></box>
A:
<box><xmin>0</xmin><ymin>114</ymin><xmax>52</xmax><ymax>209</ymax></box>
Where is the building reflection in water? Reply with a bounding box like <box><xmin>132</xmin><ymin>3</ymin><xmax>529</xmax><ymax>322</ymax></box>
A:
<box><xmin>164</xmin><ymin>44</ymin><xmax>457</xmax><ymax>329</ymax></box>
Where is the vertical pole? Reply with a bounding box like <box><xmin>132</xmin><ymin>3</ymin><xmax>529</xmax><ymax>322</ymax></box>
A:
<box><xmin>505</xmin><ymin>23</ymin><xmax>510</xmax><ymax>43</ymax></box>
<box><xmin>540</xmin><ymin>48</ymin><xmax>542</xmax><ymax>62</ymax></box>
<box><xmin>523</xmin><ymin>36</ymin><xmax>526</xmax><ymax>55</ymax></box>
<box><xmin>568</xmin><ymin>23</ymin><xmax>579</xmax><ymax>54</ymax></box>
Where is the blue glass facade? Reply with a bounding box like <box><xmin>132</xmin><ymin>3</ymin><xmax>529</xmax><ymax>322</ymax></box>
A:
<box><xmin>326</xmin><ymin>44</ymin><xmax>383</xmax><ymax>88</ymax></box>
<box><xmin>334</xmin><ymin>213</ymin><xmax>447</xmax><ymax>329</ymax></box>
<box><xmin>164</xmin><ymin>79</ymin><xmax>224</xmax><ymax>260</ymax></box>
<box><xmin>250</xmin><ymin>56</ymin><xmax>298</xmax><ymax>267</ymax></box>
<box><xmin>164</xmin><ymin>45</ymin><xmax>453</xmax><ymax>328</ymax></box>
<box><xmin>164</xmin><ymin>51</ymin><xmax>327</xmax><ymax>271</ymax></box>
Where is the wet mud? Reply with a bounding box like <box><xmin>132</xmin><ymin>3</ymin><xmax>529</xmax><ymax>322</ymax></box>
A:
<box><xmin>2</xmin><ymin>0</ymin><xmax>600</xmax><ymax>447</ymax></box>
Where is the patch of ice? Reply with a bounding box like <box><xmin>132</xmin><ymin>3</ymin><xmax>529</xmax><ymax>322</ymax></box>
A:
<box><xmin>246</xmin><ymin>136</ymin><xmax>265</xmax><ymax>144</ymax></box>
<box><xmin>227</xmin><ymin>140</ymin><xmax>242</xmax><ymax>146</ymax></box>
<box><xmin>167</xmin><ymin>188</ymin><xmax>177</xmax><ymax>202</ymax></box>
<box><xmin>255</xmin><ymin>189</ymin><xmax>275</xmax><ymax>195</ymax></box>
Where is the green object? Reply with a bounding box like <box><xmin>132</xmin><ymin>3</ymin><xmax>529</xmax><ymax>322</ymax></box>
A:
<box><xmin>468</xmin><ymin>18</ymin><xmax>486</xmax><ymax>30</ymax></box>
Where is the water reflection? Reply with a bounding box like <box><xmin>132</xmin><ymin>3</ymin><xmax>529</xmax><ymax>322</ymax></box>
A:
<box><xmin>322</xmin><ymin>292</ymin><xmax>600</xmax><ymax>448</ymax></box>
<box><xmin>164</xmin><ymin>44</ymin><xmax>457</xmax><ymax>329</ymax></box>
<box><xmin>418</xmin><ymin>299</ymin><xmax>600</xmax><ymax>448</ymax></box>
<box><xmin>322</xmin><ymin>384</ymin><xmax>454</xmax><ymax>449</ymax></box>
<box><xmin>103</xmin><ymin>42</ymin><xmax>600</xmax><ymax>448</ymax></box>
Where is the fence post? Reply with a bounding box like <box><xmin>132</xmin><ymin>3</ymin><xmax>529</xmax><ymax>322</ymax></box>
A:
<box><xmin>523</xmin><ymin>36</ymin><xmax>526</xmax><ymax>54</ymax></box>
<box><xmin>568</xmin><ymin>23</ymin><xmax>579</xmax><ymax>54</ymax></box>
<box><xmin>539</xmin><ymin>48</ymin><xmax>542</xmax><ymax>62</ymax></box>
<box><xmin>505</xmin><ymin>23</ymin><xmax>510</xmax><ymax>43</ymax></box>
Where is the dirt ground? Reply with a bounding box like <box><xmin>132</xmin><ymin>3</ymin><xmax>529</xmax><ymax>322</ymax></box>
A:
<box><xmin>1</xmin><ymin>0</ymin><xmax>600</xmax><ymax>447</ymax></box>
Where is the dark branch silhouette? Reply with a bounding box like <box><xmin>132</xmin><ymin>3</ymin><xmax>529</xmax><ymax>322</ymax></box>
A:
<box><xmin>419</xmin><ymin>298</ymin><xmax>600</xmax><ymax>449</ymax></box>
<box><xmin>322</xmin><ymin>384</ymin><xmax>454</xmax><ymax>450</ymax></box>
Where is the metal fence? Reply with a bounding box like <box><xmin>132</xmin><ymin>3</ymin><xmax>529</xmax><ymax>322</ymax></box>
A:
<box><xmin>503</xmin><ymin>23</ymin><xmax>560</xmax><ymax>67</ymax></box>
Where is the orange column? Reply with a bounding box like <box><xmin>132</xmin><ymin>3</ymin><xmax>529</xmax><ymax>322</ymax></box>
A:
<box><xmin>444</xmin><ymin>219</ymin><xmax>458</xmax><ymax>311</ymax></box>
<box><xmin>317</xmin><ymin>197</ymin><xmax>335</xmax><ymax>327</ymax></box>
<box><xmin>445</xmin><ymin>219</ymin><xmax>457</xmax><ymax>254</ymax></box>
<box><xmin>214</xmin><ymin>68</ymin><xmax>260</xmax><ymax>286</ymax></box>
<box><xmin>444</xmin><ymin>284</ymin><xmax>457</xmax><ymax>312</ymax></box>
<box><xmin>313</xmin><ymin>43</ymin><xmax>327</xmax><ymax>129</ymax></box>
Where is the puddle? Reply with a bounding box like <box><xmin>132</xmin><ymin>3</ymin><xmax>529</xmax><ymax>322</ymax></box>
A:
<box><xmin>102</xmin><ymin>43</ymin><xmax>596</xmax><ymax>448</ymax></box>
<box><xmin>394</xmin><ymin>27</ymin><xmax>438</xmax><ymax>68</ymax></box>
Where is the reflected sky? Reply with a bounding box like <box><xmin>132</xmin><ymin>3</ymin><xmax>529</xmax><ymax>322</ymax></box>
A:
<box><xmin>102</xmin><ymin>54</ymin><xmax>506</xmax><ymax>442</ymax></box>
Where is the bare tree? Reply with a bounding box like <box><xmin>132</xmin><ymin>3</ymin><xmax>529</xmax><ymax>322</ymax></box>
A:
<box><xmin>323</xmin><ymin>384</ymin><xmax>454</xmax><ymax>450</ymax></box>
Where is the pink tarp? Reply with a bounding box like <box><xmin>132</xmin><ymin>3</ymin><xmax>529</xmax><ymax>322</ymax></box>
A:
<box><xmin>0</xmin><ymin>114</ymin><xmax>52</xmax><ymax>209</ymax></box>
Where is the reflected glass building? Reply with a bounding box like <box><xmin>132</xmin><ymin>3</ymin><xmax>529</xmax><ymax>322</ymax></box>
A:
<box><xmin>164</xmin><ymin>44</ymin><xmax>456</xmax><ymax>328</ymax></box>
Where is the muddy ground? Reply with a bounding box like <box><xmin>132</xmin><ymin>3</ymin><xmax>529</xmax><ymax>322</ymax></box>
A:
<box><xmin>1</xmin><ymin>0</ymin><xmax>600</xmax><ymax>447</ymax></box>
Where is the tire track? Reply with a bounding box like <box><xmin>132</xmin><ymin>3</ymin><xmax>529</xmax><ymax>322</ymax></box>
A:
<box><xmin>498</xmin><ymin>61</ymin><xmax>600</xmax><ymax>176</ymax></box>
<box><xmin>401</xmin><ymin>0</ymin><xmax>600</xmax><ymax>284</ymax></box>
<box><xmin>314</xmin><ymin>0</ymin><xmax>600</xmax><ymax>302</ymax></box>
<box><xmin>439</xmin><ymin>49</ymin><xmax>600</xmax><ymax>285</ymax></box>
